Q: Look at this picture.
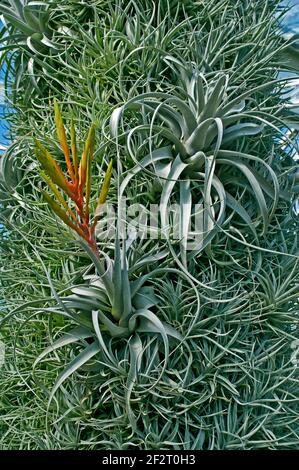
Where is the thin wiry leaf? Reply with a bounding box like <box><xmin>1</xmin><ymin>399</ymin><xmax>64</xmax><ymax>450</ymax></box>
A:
<box><xmin>179</xmin><ymin>179</ymin><xmax>192</xmax><ymax>267</ymax></box>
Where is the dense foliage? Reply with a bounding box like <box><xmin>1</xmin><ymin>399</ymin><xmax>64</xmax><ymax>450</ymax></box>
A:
<box><xmin>0</xmin><ymin>0</ymin><xmax>298</xmax><ymax>450</ymax></box>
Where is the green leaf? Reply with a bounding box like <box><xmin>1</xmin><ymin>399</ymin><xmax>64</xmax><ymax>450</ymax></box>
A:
<box><xmin>199</xmin><ymin>74</ymin><xmax>228</xmax><ymax>122</ymax></box>
<box><xmin>111</xmin><ymin>92</ymin><xmax>197</xmax><ymax>137</ymax></box>
<box><xmin>226</xmin><ymin>192</ymin><xmax>258</xmax><ymax>239</ymax></box>
<box><xmin>222</xmin><ymin>122</ymin><xmax>263</xmax><ymax>145</ymax></box>
<box><xmin>217</xmin><ymin>156</ymin><xmax>271</xmax><ymax>234</ymax></box>
<box><xmin>126</xmin><ymin>334</ymin><xmax>143</xmax><ymax>431</ymax></box>
<box><xmin>48</xmin><ymin>341</ymin><xmax>101</xmax><ymax>404</ymax></box>
<box><xmin>119</xmin><ymin>241</ymin><xmax>132</xmax><ymax>326</ymax></box>
<box><xmin>160</xmin><ymin>154</ymin><xmax>188</xmax><ymax>238</ymax></box>
<box><xmin>33</xmin><ymin>326</ymin><xmax>92</xmax><ymax>368</ymax></box>
<box><xmin>93</xmin><ymin>159</ymin><xmax>113</xmax><ymax>231</ymax></box>
<box><xmin>0</xmin><ymin>9</ymin><xmax>33</xmax><ymax>35</ymax></box>
<box><xmin>97</xmin><ymin>310</ymin><xmax>129</xmax><ymax>338</ymax></box>
<box><xmin>129</xmin><ymin>250</ymin><xmax>168</xmax><ymax>273</ymax></box>
<box><xmin>128</xmin><ymin>309</ymin><xmax>171</xmax><ymax>382</ymax></box>
<box><xmin>111</xmin><ymin>236</ymin><xmax>123</xmax><ymax>321</ymax></box>
<box><xmin>133</xmin><ymin>286</ymin><xmax>159</xmax><ymax>310</ymax></box>
<box><xmin>185</xmin><ymin>117</ymin><xmax>215</xmax><ymax>154</ymax></box>
<box><xmin>40</xmin><ymin>171</ymin><xmax>77</xmax><ymax>224</ymax></box>
<box><xmin>120</xmin><ymin>146</ymin><xmax>172</xmax><ymax>197</ymax></box>
<box><xmin>92</xmin><ymin>310</ymin><xmax>115</xmax><ymax>363</ymax></box>
<box><xmin>23</xmin><ymin>5</ymin><xmax>45</xmax><ymax>33</ymax></box>
<box><xmin>203</xmin><ymin>155</ymin><xmax>216</xmax><ymax>246</ymax></box>
<box><xmin>179</xmin><ymin>179</ymin><xmax>192</xmax><ymax>267</ymax></box>
<box><xmin>78</xmin><ymin>239</ymin><xmax>114</xmax><ymax>304</ymax></box>
<box><xmin>136</xmin><ymin>318</ymin><xmax>183</xmax><ymax>342</ymax></box>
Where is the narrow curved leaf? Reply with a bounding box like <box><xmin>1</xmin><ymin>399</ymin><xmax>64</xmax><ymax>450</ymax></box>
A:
<box><xmin>48</xmin><ymin>341</ymin><xmax>101</xmax><ymax>404</ymax></box>
<box><xmin>33</xmin><ymin>326</ymin><xmax>92</xmax><ymax>368</ymax></box>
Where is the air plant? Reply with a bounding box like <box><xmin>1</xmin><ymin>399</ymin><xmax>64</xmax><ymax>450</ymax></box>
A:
<box><xmin>110</xmin><ymin>57</ymin><xmax>284</xmax><ymax>265</ymax></box>
<box><xmin>32</xmin><ymin>236</ymin><xmax>185</xmax><ymax>429</ymax></box>
<box><xmin>0</xmin><ymin>1</ymin><xmax>53</xmax><ymax>90</ymax></box>
<box><xmin>35</xmin><ymin>99</ymin><xmax>113</xmax><ymax>255</ymax></box>
<box><xmin>0</xmin><ymin>1</ymin><xmax>52</xmax><ymax>47</ymax></box>
<box><xmin>33</xmin><ymin>102</ymin><xmax>184</xmax><ymax>427</ymax></box>
<box><xmin>0</xmin><ymin>0</ymin><xmax>75</xmax><ymax>98</ymax></box>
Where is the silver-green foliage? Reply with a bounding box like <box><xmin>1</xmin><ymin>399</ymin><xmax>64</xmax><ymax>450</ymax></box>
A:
<box><xmin>0</xmin><ymin>0</ymin><xmax>299</xmax><ymax>451</ymax></box>
<box><xmin>110</xmin><ymin>60</ymin><xmax>288</xmax><ymax>266</ymax></box>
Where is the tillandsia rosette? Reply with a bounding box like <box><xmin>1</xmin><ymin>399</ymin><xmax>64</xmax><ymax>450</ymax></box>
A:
<box><xmin>0</xmin><ymin>1</ymin><xmax>75</xmax><ymax>99</ymax></box>
<box><xmin>110</xmin><ymin>57</ymin><xmax>294</xmax><ymax>267</ymax></box>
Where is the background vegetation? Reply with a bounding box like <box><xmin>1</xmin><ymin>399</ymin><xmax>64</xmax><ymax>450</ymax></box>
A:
<box><xmin>0</xmin><ymin>0</ymin><xmax>298</xmax><ymax>449</ymax></box>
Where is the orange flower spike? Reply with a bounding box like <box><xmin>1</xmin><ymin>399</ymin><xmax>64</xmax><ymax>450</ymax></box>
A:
<box><xmin>54</xmin><ymin>99</ymin><xmax>75</xmax><ymax>183</ymax></box>
<box><xmin>78</xmin><ymin>124</ymin><xmax>96</xmax><ymax>202</ymax></box>
<box><xmin>35</xmin><ymin>139</ymin><xmax>73</xmax><ymax>198</ymax></box>
<box><xmin>40</xmin><ymin>171</ymin><xmax>78</xmax><ymax>225</ymax></box>
<box><xmin>70</xmin><ymin>118</ymin><xmax>79</xmax><ymax>186</ymax></box>
<box><xmin>85</xmin><ymin>130</ymin><xmax>96</xmax><ymax>219</ymax></box>
<box><xmin>92</xmin><ymin>159</ymin><xmax>113</xmax><ymax>234</ymax></box>
<box><xmin>41</xmin><ymin>190</ymin><xmax>86</xmax><ymax>239</ymax></box>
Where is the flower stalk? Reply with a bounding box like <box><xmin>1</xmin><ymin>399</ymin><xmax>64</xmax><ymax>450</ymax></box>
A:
<box><xmin>35</xmin><ymin>100</ymin><xmax>113</xmax><ymax>254</ymax></box>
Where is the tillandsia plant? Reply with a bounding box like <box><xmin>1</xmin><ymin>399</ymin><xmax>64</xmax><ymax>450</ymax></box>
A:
<box><xmin>110</xmin><ymin>57</ymin><xmax>291</xmax><ymax>265</ymax></box>
<box><xmin>33</xmin><ymin>102</ymin><xmax>185</xmax><ymax>427</ymax></box>
<box><xmin>0</xmin><ymin>1</ymin><xmax>51</xmax><ymax>44</ymax></box>
<box><xmin>0</xmin><ymin>0</ymin><xmax>76</xmax><ymax>100</ymax></box>
<box><xmin>33</xmin><ymin>236</ymin><xmax>187</xmax><ymax>429</ymax></box>
<box><xmin>0</xmin><ymin>1</ymin><xmax>53</xmax><ymax>90</ymax></box>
